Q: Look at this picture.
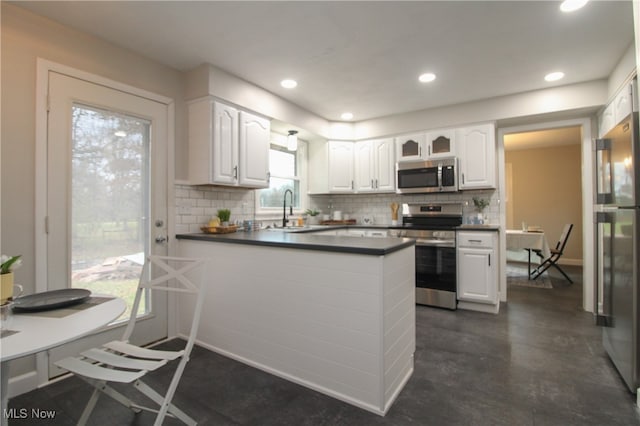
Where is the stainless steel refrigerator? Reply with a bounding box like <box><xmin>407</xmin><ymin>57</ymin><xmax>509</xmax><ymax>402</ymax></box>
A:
<box><xmin>595</xmin><ymin>106</ymin><xmax>640</xmax><ymax>393</ymax></box>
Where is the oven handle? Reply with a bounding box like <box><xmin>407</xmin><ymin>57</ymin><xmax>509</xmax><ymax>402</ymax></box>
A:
<box><xmin>415</xmin><ymin>239</ymin><xmax>455</xmax><ymax>248</ymax></box>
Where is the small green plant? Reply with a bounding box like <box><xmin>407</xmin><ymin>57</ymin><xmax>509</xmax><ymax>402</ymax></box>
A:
<box><xmin>472</xmin><ymin>197</ymin><xmax>490</xmax><ymax>213</ymax></box>
<box><xmin>305</xmin><ymin>209</ymin><xmax>320</xmax><ymax>217</ymax></box>
<box><xmin>1</xmin><ymin>255</ymin><xmax>22</xmax><ymax>275</ymax></box>
<box><xmin>217</xmin><ymin>209</ymin><xmax>231</xmax><ymax>222</ymax></box>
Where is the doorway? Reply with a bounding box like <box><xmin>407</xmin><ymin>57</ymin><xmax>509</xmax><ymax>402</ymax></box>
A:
<box><xmin>497</xmin><ymin>118</ymin><xmax>595</xmax><ymax>312</ymax></box>
<box><xmin>35</xmin><ymin>60</ymin><xmax>173</xmax><ymax>382</ymax></box>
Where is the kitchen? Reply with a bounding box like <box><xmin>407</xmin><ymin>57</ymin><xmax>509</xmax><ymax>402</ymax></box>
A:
<box><xmin>2</xmin><ymin>1</ymin><xmax>640</xmax><ymax>424</ymax></box>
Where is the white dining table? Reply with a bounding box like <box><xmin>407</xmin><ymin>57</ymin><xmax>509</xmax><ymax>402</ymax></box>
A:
<box><xmin>506</xmin><ymin>230</ymin><xmax>552</xmax><ymax>278</ymax></box>
<box><xmin>0</xmin><ymin>296</ymin><xmax>125</xmax><ymax>425</ymax></box>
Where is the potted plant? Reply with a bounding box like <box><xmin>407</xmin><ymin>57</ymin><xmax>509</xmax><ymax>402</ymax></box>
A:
<box><xmin>472</xmin><ymin>197</ymin><xmax>490</xmax><ymax>224</ymax></box>
<box><xmin>217</xmin><ymin>209</ymin><xmax>231</xmax><ymax>227</ymax></box>
<box><xmin>305</xmin><ymin>209</ymin><xmax>320</xmax><ymax>225</ymax></box>
<box><xmin>1</xmin><ymin>255</ymin><xmax>22</xmax><ymax>304</ymax></box>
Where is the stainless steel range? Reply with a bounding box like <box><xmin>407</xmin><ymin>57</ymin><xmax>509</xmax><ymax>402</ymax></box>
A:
<box><xmin>397</xmin><ymin>203</ymin><xmax>462</xmax><ymax>310</ymax></box>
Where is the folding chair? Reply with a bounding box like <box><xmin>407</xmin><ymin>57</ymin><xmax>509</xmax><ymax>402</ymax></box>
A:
<box><xmin>56</xmin><ymin>255</ymin><xmax>207</xmax><ymax>426</ymax></box>
<box><xmin>530</xmin><ymin>224</ymin><xmax>573</xmax><ymax>283</ymax></box>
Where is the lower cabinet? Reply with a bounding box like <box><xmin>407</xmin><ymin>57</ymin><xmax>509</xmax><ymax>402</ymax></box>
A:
<box><xmin>457</xmin><ymin>230</ymin><xmax>499</xmax><ymax>313</ymax></box>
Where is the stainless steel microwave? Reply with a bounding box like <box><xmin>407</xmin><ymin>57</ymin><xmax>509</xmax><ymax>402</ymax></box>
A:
<box><xmin>396</xmin><ymin>158</ymin><xmax>458</xmax><ymax>194</ymax></box>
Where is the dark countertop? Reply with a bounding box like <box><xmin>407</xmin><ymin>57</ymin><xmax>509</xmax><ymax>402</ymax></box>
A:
<box><xmin>176</xmin><ymin>230</ymin><xmax>415</xmax><ymax>256</ymax></box>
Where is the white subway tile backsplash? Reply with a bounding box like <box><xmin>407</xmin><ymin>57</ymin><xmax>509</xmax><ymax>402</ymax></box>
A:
<box><xmin>175</xmin><ymin>183</ymin><xmax>501</xmax><ymax>233</ymax></box>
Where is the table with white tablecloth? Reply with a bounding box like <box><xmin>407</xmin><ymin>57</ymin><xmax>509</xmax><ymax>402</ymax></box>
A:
<box><xmin>506</xmin><ymin>230</ymin><xmax>551</xmax><ymax>278</ymax></box>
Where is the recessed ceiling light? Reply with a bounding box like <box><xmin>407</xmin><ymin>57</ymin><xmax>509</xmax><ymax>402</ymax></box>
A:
<box><xmin>560</xmin><ymin>0</ymin><xmax>588</xmax><ymax>13</ymax></box>
<box><xmin>114</xmin><ymin>131</ymin><xmax>127</xmax><ymax>137</ymax></box>
<box><xmin>418</xmin><ymin>73</ymin><xmax>436</xmax><ymax>83</ymax></box>
<box><xmin>544</xmin><ymin>71</ymin><xmax>565</xmax><ymax>82</ymax></box>
<box><xmin>341</xmin><ymin>112</ymin><xmax>354</xmax><ymax>120</ymax></box>
<box><xmin>280</xmin><ymin>79</ymin><xmax>297</xmax><ymax>89</ymax></box>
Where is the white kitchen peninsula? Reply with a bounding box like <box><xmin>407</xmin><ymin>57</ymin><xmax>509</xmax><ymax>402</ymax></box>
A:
<box><xmin>176</xmin><ymin>231</ymin><xmax>415</xmax><ymax>415</ymax></box>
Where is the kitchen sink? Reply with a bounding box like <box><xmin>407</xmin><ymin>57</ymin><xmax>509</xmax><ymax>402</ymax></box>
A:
<box><xmin>266</xmin><ymin>225</ymin><xmax>329</xmax><ymax>233</ymax></box>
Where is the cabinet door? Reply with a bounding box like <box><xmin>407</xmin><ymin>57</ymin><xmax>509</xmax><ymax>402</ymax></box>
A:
<box><xmin>613</xmin><ymin>83</ymin><xmax>633</xmax><ymax>124</ymax></box>
<box><xmin>599</xmin><ymin>103</ymin><xmax>615</xmax><ymax>138</ymax></box>
<box><xmin>374</xmin><ymin>138</ymin><xmax>396</xmax><ymax>192</ymax></box>
<box><xmin>328</xmin><ymin>141</ymin><xmax>354</xmax><ymax>192</ymax></box>
<box><xmin>426</xmin><ymin>128</ymin><xmax>456</xmax><ymax>159</ymax></box>
<box><xmin>457</xmin><ymin>247</ymin><xmax>496</xmax><ymax>304</ymax></box>
<box><xmin>457</xmin><ymin>123</ymin><xmax>496</xmax><ymax>189</ymax></box>
<box><xmin>354</xmin><ymin>141</ymin><xmax>375</xmax><ymax>192</ymax></box>
<box><xmin>395</xmin><ymin>133</ymin><xmax>426</xmax><ymax>162</ymax></box>
<box><xmin>239</xmin><ymin>111</ymin><xmax>270</xmax><ymax>188</ymax></box>
<box><xmin>212</xmin><ymin>101</ymin><xmax>239</xmax><ymax>185</ymax></box>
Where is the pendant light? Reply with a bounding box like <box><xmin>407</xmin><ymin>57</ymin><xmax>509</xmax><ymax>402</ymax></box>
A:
<box><xmin>287</xmin><ymin>130</ymin><xmax>298</xmax><ymax>151</ymax></box>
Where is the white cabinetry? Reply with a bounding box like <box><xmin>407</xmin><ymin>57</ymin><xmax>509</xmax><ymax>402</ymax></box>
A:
<box><xmin>354</xmin><ymin>138</ymin><xmax>395</xmax><ymax>192</ymax></box>
<box><xmin>188</xmin><ymin>98</ymin><xmax>270</xmax><ymax>188</ymax></box>
<box><xmin>395</xmin><ymin>133</ymin><xmax>426</xmax><ymax>162</ymax></box>
<box><xmin>238</xmin><ymin>111</ymin><xmax>270</xmax><ymax>187</ymax></box>
<box><xmin>426</xmin><ymin>128</ymin><xmax>456</xmax><ymax>158</ymax></box>
<box><xmin>457</xmin><ymin>231</ymin><xmax>499</xmax><ymax>313</ymax></box>
<box><xmin>396</xmin><ymin>130</ymin><xmax>455</xmax><ymax>162</ymax></box>
<box><xmin>328</xmin><ymin>141</ymin><xmax>355</xmax><ymax>192</ymax></box>
<box><xmin>457</xmin><ymin>123</ymin><xmax>496</xmax><ymax>190</ymax></box>
<box><xmin>598</xmin><ymin>103</ymin><xmax>615</xmax><ymax>138</ymax></box>
<box><xmin>599</xmin><ymin>81</ymin><xmax>636</xmax><ymax>137</ymax></box>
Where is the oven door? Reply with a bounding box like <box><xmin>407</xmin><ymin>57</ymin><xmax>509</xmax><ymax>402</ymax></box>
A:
<box><xmin>397</xmin><ymin>165</ymin><xmax>440</xmax><ymax>194</ymax></box>
<box><xmin>414</xmin><ymin>243</ymin><xmax>457</xmax><ymax>309</ymax></box>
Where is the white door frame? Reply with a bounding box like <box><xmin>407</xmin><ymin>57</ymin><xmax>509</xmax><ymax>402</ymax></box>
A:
<box><xmin>497</xmin><ymin>117</ymin><xmax>595</xmax><ymax>313</ymax></box>
<box><xmin>34</xmin><ymin>58</ymin><xmax>176</xmax><ymax>387</ymax></box>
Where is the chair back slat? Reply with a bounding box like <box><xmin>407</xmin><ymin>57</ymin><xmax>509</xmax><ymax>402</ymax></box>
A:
<box><xmin>555</xmin><ymin>224</ymin><xmax>573</xmax><ymax>253</ymax></box>
<box><xmin>122</xmin><ymin>255</ymin><xmax>206</xmax><ymax>342</ymax></box>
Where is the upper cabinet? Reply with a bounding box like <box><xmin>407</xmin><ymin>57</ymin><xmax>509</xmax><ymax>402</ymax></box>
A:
<box><xmin>328</xmin><ymin>141</ymin><xmax>355</xmax><ymax>192</ymax></box>
<box><xmin>188</xmin><ymin>98</ymin><xmax>270</xmax><ymax>188</ymax></box>
<box><xmin>599</xmin><ymin>80</ymin><xmax>636</xmax><ymax>138</ymax></box>
<box><xmin>395</xmin><ymin>133</ymin><xmax>426</xmax><ymax>162</ymax></box>
<box><xmin>457</xmin><ymin>123</ymin><xmax>496</xmax><ymax>190</ymax></box>
<box><xmin>354</xmin><ymin>138</ymin><xmax>395</xmax><ymax>192</ymax></box>
<box><xmin>238</xmin><ymin>111</ymin><xmax>270</xmax><ymax>187</ymax></box>
<box><xmin>426</xmin><ymin>128</ymin><xmax>456</xmax><ymax>159</ymax></box>
<box><xmin>396</xmin><ymin>129</ymin><xmax>456</xmax><ymax>162</ymax></box>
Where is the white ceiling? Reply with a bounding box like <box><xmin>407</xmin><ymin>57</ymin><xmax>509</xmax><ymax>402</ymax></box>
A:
<box><xmin>13</xmin><ymin>1</ymin><xmax>634</xmax><ymax>123</ymax></box>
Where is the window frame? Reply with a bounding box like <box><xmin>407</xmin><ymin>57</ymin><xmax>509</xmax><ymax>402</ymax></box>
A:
<box><xmin>255</xmin><ymin>135</ymin><xmax>308</xmax><ymax>217</ymax></box>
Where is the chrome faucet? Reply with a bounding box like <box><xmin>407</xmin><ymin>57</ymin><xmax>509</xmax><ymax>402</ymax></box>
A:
<box><xmin>282</xmin><ymin>189</ymin><xmax>293</xmax><ymax>228</ymax></box>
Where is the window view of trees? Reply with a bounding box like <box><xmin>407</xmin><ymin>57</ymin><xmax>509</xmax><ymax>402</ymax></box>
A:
<box><xmin>70</xmin><ymin>104</ymin><xmax>150</xmax><ymax>318</ymax></box>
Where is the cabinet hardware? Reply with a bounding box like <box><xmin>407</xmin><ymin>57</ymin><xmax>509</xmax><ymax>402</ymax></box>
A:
<box><xmin>375</xmin><ymin>179</ymin><xmax>378</xmax><ymax>189</ymax></box>
<box><xmin>233</xmin><ymin>165</ymin><xmax>238</xmax><ymax>179</ymax></box>
<box><xmin>428</xmin><ymin>146</ymin><xmax>431</xmax><ymax>156</ymax></box>
<box><xmin>462</xmin><ymin>173</ymin><xmax>465</xmax><ymax>184</ymax></box>
<box><xmin>155</xmin><ymin>236</ymin><xmax>167</xmax><ymax>244</ymax></box>
<box><xmin>469</xmin><ymin>239</ymin><xmax>483</xmax><ymax>243</ymax></box>
<box><xmin>371</xmin><ymin>179</ymin><xmax>374</xmax><ymax>188</ymax></box>
<box><xmin>488</xmin><ymin>254</ymin><xmax>491</xmax><ymax>266</ymax></box>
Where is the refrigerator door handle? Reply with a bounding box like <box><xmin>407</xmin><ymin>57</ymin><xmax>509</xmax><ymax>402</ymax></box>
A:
<box><xmin>595</xmin><ymin>211</ymin><xmax>614</xmax><ymax>327</ymax></box>
<box><xmin>595</xmin><ymin>139</ymin><xmax>613</xmax><ymax>205</ymax></box>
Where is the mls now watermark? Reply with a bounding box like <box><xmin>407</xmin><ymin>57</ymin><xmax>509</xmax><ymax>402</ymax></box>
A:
<box><xmin>4</xmin><ymin>408</ymin><xmax>57</xmax><ymax>420</ymax></box>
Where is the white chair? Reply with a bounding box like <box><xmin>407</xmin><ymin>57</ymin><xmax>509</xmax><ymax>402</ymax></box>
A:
<box><xmin>55</xmin><ymin>255</ymin><xmax>207</xmax><ymax>426</ymax></box>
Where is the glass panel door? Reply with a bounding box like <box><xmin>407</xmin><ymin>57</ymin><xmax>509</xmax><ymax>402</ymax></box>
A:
<box><xmin>70</xmin><ymin>104</ymin><xmax>151</xmax><ymax>322</ymax></box>
<box><xmin>45</xmin><ymin>70</ymin><xmax>169</xmax><ymax>380</ymax></box>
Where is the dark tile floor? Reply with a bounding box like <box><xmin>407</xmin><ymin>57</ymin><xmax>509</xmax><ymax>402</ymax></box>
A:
<box><xmin>8</xmin><ymin>265</ymin><xmax>640</xmax><ymax>425</ymax></box>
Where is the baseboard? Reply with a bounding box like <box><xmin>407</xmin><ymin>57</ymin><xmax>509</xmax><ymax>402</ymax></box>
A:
<box><xmin>558</xmin><ymin>258</ymin><xmax>582</xmax><ymax>266</ymax></box>
<box><xmin>7</xmin><ymin>371</ymin><xmax>38</xmax><ymax>398</ymax></box>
